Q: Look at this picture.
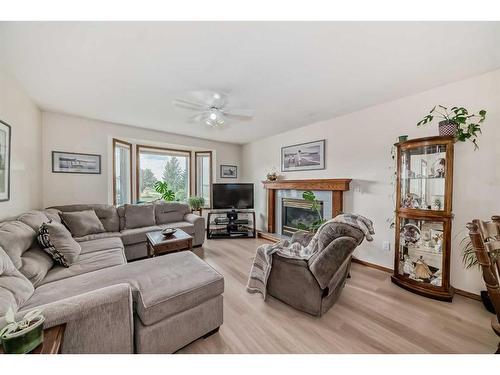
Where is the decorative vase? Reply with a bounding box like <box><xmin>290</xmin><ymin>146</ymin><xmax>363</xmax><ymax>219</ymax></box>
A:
<box><xmin>1</xmin><ymin>316</ymin><xmax>45</xmax><ymax>354</ymax></box>
<box><xmin>398</xmin><ymin>135</ymin><xmax>408</xmax><ymax>143</ymax></box>
<box><xmin>438</xmin><ymin>120</ymin><xmax>458</xmax><ymax>137</ymax></box>
<box><xmin>266</xmin><ymin>172</ymin><xmax>278</xmax><ymax>182</ymax></box>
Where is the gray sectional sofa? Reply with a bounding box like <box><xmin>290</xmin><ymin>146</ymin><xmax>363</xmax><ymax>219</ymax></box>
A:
<box><xmin>0</xmin><ymin>202</ymin><xmax>224</xmax><ymax>353</ymax></box>
<box><xmin>51</xmin><ymin>202</ymin><xmax>206</xmax><ymax>260</ymax></box>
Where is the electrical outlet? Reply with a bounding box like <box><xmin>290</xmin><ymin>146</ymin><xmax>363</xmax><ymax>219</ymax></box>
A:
<box><xmin>382</xmin><ymin>241</ymin><xmax>391</xmax><ymax>251</ymax></box>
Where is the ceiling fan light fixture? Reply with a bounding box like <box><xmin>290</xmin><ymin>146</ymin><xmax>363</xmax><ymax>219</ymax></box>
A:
<box><xmin>205</xmin><ymin>108</ymin><xmax>225</xmax><ymax>127</ymax></box>
<box><xmin>172</xmin><ymin>91</ymin><xmax>253</xmax><ymax>128</ymax></box>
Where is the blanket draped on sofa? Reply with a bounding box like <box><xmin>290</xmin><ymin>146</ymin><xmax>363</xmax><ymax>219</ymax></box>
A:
<box><xmin>246</xmin><ymin>213</ymin><xmax>375</xmax><ymax>299</ymax></box>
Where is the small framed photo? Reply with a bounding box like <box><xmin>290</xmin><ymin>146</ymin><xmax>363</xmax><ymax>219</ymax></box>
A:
<box><xmin>0</xmin><ymin>120</ymin><xmax>12</xmax><ymax>202</ymax></box>
<box><xmin>52</xmin><ymin>151</ymin><xmax>101</xmax><ymax>174</ymax></box>
<box><xmin>281</xmin><ymin>139</ymin><xmax>325</xmax><ymax>172</ymax></box>
<box><xmin>220</xmin><ymin>165</ymin><xmax>237</xmax><ymax>179</ymax></box>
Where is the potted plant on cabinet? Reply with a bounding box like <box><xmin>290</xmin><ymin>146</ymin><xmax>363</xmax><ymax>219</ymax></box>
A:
<box><xmin>0</xmin><ymin>307</ymin><xmax>45</xmax><ymax>354</ymax></box>
<box><xmin>417</xmin><ymin>105</ymin><xmax>487</xmax><ymax>150</ymax></box>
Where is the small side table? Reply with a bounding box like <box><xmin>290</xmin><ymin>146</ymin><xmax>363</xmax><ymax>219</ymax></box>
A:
<box><xmin>0</xmin><ymin>324</ymin><xmax>66</xmax><ymax>354</ymax></box>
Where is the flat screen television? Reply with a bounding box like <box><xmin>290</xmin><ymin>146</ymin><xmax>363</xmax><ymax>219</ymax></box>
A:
<box><xmin>212</xmin><ymin>183</ymin><xmax>254</xmax><ymax>209</ymax></box>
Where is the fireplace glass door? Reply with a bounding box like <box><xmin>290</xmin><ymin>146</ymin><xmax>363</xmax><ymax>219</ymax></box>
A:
<box><xmin>282</xmin><ymin>198</ymin><xmax>323</xmax><ymax>236</ymax></box>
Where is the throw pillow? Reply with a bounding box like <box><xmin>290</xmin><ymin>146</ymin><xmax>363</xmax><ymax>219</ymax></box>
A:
<box><xmin>124</xmin><ymin>204</ymin><xmax>156</xmax><ymax>229</ymax></box>
<box><xmin>60</xmin><ymin>209</ymin><xmax>106</xmax><ymax>238</ymax></box>
<box><xmin>0</xmin><ymin>246</ymin><xmax>35</xmax><ymax>315</ymax></box>
<box><xmin>37</xmin><ymin>222</ymin><xmax>81</xmax><ymax>267</ymax></box>
<box><xmin>17</xmin><ymin>210</ymin><xmax>51</xmax><ymax>232</ymax></box>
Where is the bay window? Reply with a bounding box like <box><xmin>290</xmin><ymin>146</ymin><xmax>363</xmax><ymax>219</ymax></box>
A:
<box><xmin>137</xmin><ymin>145</ymin><xmax>191</xmax><ymax>203</ymax></box>
<box><xmin>113</xmin><ymin>139</ymin><xmax>132</xmax><ymax>205</ymax></box>
<box><xmin>195</xmin><ymin>151</ymin><xmax>212</xmax><ymax>208</ymax></box>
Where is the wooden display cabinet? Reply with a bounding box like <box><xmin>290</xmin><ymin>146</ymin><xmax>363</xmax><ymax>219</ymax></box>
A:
<box><xmin>391</xmin><ymin>136</ymin><xmax>455</xmax><ymax>301</ymax></box>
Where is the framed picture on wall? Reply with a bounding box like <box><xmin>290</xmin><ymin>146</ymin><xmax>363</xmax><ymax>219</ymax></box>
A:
<box><xmin>52</xmin><ymin>151</ymin><xmax>101</xmax><ymax>174</ymax></box>
<box><xmin>220</xmin><ymin>165</ymin><xmax>237</xmax><ymax>178</ymax></box>
<box><xmin>281</xmin><ymin>139</ymin><xmax>325</xmax><ymax>172</ymax></box>
<box><xmin>0</xmin><ymin>120</ymin><xmax>11</xmax><ymax>202</ymax></box>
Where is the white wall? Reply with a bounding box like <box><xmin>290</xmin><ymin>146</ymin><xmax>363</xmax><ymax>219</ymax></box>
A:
<box><xmin>0</xmin><ymin>70</ymin><xmax>42</xmax><ymax>219</ymax></box>
<box><xmin>42</xmin><ymin>112</ymin><xmax>242</xmax><ymax>207</ymax></box>
<box><xmin>242</xmin><ymin>69</ymin><xmax>500</xmax><ymax>295</ymax></box>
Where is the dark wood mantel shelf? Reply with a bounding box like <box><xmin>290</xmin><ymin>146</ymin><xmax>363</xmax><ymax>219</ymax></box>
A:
<box><xmin>262</xmin><ymin>178</ymin><xmax>352</xmax><ymax>233</ymax></box>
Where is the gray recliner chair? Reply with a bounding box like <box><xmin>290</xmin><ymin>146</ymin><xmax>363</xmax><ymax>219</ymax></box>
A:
<box><xmin>267</xmin><ymin>222</ymin><xmax>365</xmax><ymax>317</ymax></box>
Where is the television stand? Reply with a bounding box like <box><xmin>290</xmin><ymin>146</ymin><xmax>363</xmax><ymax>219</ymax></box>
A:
<box><xmin>207</xmin><ymin>210</ymin><xmax>256</xmax><ymax>239</ymax></box>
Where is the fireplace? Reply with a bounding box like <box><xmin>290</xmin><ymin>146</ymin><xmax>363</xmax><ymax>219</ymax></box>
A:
<box><xmin>281</xmin><ymin>198</ymin><xmax>323</xmax><ymax>237</ymax></box>
<box><xmin>261</xmin><ymin>179</ymin><xmax>351</xmax><ymax>236</ymax></box>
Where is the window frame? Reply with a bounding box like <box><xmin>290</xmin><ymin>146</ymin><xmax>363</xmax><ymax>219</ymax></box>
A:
<box><xmin>135</xmin><ymin>144</ymin><xmax>192</xmax><ymax>202</ymax></box>
<box><xmin>194</xmin><ymin>151</ymin><xmax>213</xmax><ymax>208</ymax></box>
<box><xmin>112</xmin><ymin>138</ymin><xmax>133</xmax><ymax>206</ymax></box>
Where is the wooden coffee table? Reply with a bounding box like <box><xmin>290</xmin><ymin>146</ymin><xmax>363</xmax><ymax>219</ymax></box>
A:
<box><xmin>146</xmin><ymin>229</ymin><xmax>193</xmax><ymax>257</ymax></box>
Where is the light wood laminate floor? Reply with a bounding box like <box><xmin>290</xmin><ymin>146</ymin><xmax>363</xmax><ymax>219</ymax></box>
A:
<box><xmin>179</xmin><ymin>237</ymin><xmax>498</xmax><ymax>354</ymax></box>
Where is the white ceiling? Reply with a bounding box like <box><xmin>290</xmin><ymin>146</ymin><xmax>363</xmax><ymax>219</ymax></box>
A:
<box><xmin>1</xmin><ymin>22</ymin><xmax>499</xmax><ymax>144</ymax></box>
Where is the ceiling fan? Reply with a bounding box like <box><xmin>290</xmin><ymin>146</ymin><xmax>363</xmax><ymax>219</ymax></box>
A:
<box><xmin>172</xmin><ymin>91</ymin><xmax>254</xmax><ymax>127</ymax></box>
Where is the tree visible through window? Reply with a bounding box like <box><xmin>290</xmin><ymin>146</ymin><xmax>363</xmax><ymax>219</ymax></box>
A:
<box><xmin>137</xmin><ymin>146</ymin><xmax>190</xmax><ymax>203</ymax></box>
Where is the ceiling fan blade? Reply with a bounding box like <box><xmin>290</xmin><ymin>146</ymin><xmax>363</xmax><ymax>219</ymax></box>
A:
<box><xmin>190</xmin><ymin>90</ymin><xmax>228</xmax><ymax>108</ymax></box>
<box><xmin>222</xmin><ymin>108</ymin><xmax>254</xmax><ymax>118</ymax></box>
<box><xmin>188</xmin><ymin>111</ymin><xmax>210</xmax><ymax>123</ymax></box>
<box><xmin>172</xmin><ymin>98</ymin><xmax>209</xmax><ymax>111</ymax></box>
<box><xmin>211</xmin><ymin>92</ymin><xmax>227</xmax><ymax>108</ymax></box>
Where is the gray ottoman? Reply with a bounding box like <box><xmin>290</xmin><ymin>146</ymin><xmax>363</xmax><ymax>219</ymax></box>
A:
<box><xmin>132</xmin><ymin>252</ymin><xmax>224</xmax><ymax>353</ymax></box>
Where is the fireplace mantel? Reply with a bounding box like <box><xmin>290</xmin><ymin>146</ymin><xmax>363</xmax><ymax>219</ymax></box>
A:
<box><xmin>262</xmin><ymin>179</ymin><xmax>351</xmax><ymax>191</ymax></box>
<box><xmin>262</xmin><ymin>178</ymin><xmax>352</xmax><ymax>233</ymax></box>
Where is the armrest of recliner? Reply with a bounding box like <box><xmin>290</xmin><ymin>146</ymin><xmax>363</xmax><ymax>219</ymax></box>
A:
<box><xmin>183</xmin><ymin>213</ymin><xmax>205</xmax><ymax>245</ymax></box>
<box><xmin>4</xmin><ymin>284</ymin><xmax>134</xmax><ymax>354</ymax></box>
<box><xmin>308</xmin><ymin>237</ymin><xmax>358</xmax><ymax>290</ymax></box>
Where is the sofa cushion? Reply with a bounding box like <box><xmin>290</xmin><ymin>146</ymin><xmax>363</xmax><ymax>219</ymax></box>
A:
<box><xmin>22</xmin><ymin>252</ymin><xmax>224</xmax><ymax>326</ymax></box>
<box><xmin>37</xmin><ymin>222</ymin><xmax>81</xmax><ymax>267</ymax></box>
<box><xmin>117</xmin><ymin>205</ymin><xmax>126</xmax><ymax>231</ymax></box>
<box><xmin>79</xmin><ymin>237</ymin><xmax>124</xmax><ymax>255</ymax></box>
<box><xmin>19</xmin><ymin>244</ymin><xmax>54</xmax><ymax>287</ymax></box>
<box><xmin>49</xmin><ymin>204</ymin><xmax>119</xmax><ymax>232</ymax></box>
<box><xmin>158</xmin><ymin>221</ymin><xmax>194</xmax><ymax>235</ymax></box>
<box><xmin>0</xmin><ymin>246</ymin><xmax>34</xmax><ymax>315</ymax></box>
<box><xmin>0</xmin><ymin>221</ymin><xmax>36</xmax><ymax>269</ymax></box>
<box><xmin>154</xmin><ymin>202</ymin><xmax>190</xmax><ymax>225</ymax></box>
<box><xmin>120</xmin><ymin>226</ymin><xmax>160</xmax><ymax>246</ymax></box>
<box><xmin>123</xmin><ymin>242</ymin><xmax>147</xmax><ymax>261</ymax></box>
<box><xmin>17</xmin><ymin>210</ymin><xmax>51</xmax><ymax>232</ymax></box>
<box><xmin>74</xmin><ymin>232</ymin><xmax>122</xmax><ymax>243</ymax></box>
<box><xmin>60</xmin><ymin>210</ymin><xmax>106</xmax><ymax>238</ymax></box>
<box><xmin>39</xmin><ymin>247</ymin><xmax>126</xmax><ymax>286</ymax></box>
<box><xmin>124</xmin><ymin>204</ymin><xmax>156</xmax><ymax>229</ymax></box>
<box><xmin>43</xmin><ymin>209</ymin><xmax>62</xmax><ymax>223</ymax></box>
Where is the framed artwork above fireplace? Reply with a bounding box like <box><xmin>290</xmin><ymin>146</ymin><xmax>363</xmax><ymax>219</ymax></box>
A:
<box><xmin>281</xmin><ymin>139</ymin><xmax>325</xmax><ymax>172</ymax></box>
